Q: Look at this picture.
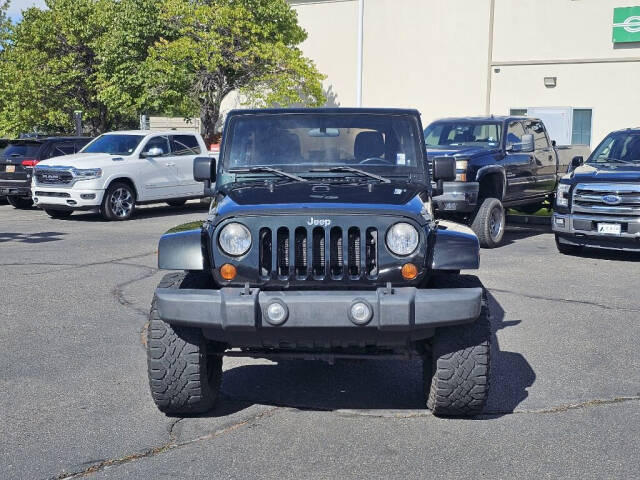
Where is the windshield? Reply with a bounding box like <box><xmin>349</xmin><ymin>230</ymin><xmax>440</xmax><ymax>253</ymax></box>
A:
<box><xmin>589</xmin><ymin>132</ymin><xmax>640</xmax><ymax>165</ymax></box>
<box><xmin>81</xmin><ymin>134</ymin><xmax>144</xmax><ymax>156</ymax></box>
<box><xmin>424</xmin><ymin>122</ymin><xmax>501</xmax><ymax>149</ymax></box>
<box><xmin>223</xmin><ymin>113</ymin><xmax>424</xmax><ymax>178</ymax></box>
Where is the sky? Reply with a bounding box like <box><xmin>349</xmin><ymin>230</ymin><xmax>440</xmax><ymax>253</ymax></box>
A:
<box><xmin>6</xmin><ymin>0</ymin><xmax>47</xmax><ymax>20</ymax></box>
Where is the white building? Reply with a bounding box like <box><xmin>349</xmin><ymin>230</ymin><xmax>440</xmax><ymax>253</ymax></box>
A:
<box><xmin>290</xmin><ymin>0</ymin><xmax>640</xmax><ymax>148</ymax></box>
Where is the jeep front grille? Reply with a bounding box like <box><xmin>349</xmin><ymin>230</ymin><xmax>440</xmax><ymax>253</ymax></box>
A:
<box><xmin>259</xmin><ymin>226</ymin><xmax>378</xmax><ymax>280</ymax></box>
<box><xmin>573</xmin><ymin>183</ymin><xmax>640</xmax><ymax>217</ymax></box>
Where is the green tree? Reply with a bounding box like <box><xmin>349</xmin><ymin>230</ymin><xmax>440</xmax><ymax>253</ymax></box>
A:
<box><xmin>0</xmin><ymin>0</ymin><xmax>165</xmax><ymax>136</ymax></box>
<box><xmin>144</xmin><ymin>0</ymin><xmax>325</xmax><ymax>144</ymax></box>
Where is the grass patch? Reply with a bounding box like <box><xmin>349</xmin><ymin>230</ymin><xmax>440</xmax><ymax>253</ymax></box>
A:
<box><xmin>165</xmin><ymin>221</ymin><xmax>204</xmax><ymax>234</ymax></box>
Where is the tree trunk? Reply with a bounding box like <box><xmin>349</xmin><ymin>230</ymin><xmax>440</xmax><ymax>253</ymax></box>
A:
<box><xmin>200</xmin><ymin>102</ymin><xmax>221</xmax><ymax>147</ymax></box>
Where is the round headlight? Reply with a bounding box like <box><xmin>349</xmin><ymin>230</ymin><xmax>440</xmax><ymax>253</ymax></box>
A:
<box><xmin>219</xmin><ymin>223</ymin><xmax>252</xmax><ymax>256</ymax></box>
<box><xmin>386</xmin><ymin>222</ymin><xmax>419</xmax><ymax>256</ymax></box>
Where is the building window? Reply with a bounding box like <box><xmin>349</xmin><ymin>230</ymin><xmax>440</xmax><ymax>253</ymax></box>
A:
<box><xmin>571</xmin><ymin>109</ymin><xmax>592</xmax><ymax>145</ymax></box>
<box><xmin>510</xmin><ymin>108</ymin><xmax>527</xmax><ymax>116</ymax></box>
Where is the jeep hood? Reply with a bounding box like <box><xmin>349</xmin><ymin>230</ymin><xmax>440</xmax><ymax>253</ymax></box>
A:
<box><xmin>216</xmin><ymin>181</ymin><xmax>428</xmax><ymax>218</ymax></box>
<box><xmin>564</xmin><ymin>163</ymin><xmax>640</xmax><ymax>183</ymax></box>
<box><xmin>37</xmin><ymin>153</ymin><xmax>131</xmax><ymax>169</ymax></box>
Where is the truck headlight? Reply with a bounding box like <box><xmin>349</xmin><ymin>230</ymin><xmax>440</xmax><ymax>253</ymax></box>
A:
<box><xmin>219</xmin><ymin>222</ymin><xmax>252</xmax><ymax>256</ymax></box>
<box><xmin>556</xmin><ymin>183</ymin><xmax>571</xmax><ymax>207</ymax></box>
<box><xmin>455</xmin><ymin>160</ymin><xmax>468</xmax><ymax>182</ymax></box>
<box><xmin>386</xmin><ymin>223</ymin><xmax>419</xmax><ymax>256</ymax></box>
<box><xmin>73</xmin><ymin>168</ymin><xmax>102</xmax><ymax>180</ymax></box>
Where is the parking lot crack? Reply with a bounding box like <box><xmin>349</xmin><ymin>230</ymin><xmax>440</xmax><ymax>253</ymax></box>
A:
<box><xmin>18</xmin><ymin>251</ymin><xmax>157</xmax><ymax>276</ymax></box>
<box><xmin>46</xmin><ymin>406</ymin><xmax>281</xmax><ymax>480</ymax></box>
<box><xmin>489</xmin><ymin>288</ymin><xmax>640</xmax><ymax>313</ymax></box>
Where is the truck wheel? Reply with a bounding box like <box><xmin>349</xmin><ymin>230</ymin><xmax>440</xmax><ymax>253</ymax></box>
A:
<box><xmin>167</xmin><ymin>200</ymin><xmax>187</xmax><ymax>207</ymax></box>
<box><xmin>555</xmin><ymin>234</ymin><xmax>583</xmax><ymax>256</ymax></box>
<box><xmin>147</xmin><ymin>272</ymin><xmax>223</xmax><ymax>415</ymax></box>
<box><xmin>101</xmin><ymin>182</ymin><xmax>135</xmax><ymax>221</ymax></box>
<box><xmin>471</xmin><ymin>197</ymin><xmax>505</xmax><ymax>248</ymax></box>
<box><xmin>425</xmin><ymin>284</ymin><xmax>490</xmax><ymax>416</ymax></box>
<box><xmin>7</xmin><ymin>196</ymin><xmax>33</xmax><ymax>209</ymax></box>
<box><xmin>44</xmin><ymin>209</ymin><xmax>73</xmax><ymax>219</ymax></box>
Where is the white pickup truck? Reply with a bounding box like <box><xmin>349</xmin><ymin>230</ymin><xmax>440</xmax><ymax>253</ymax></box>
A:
<box><xmin>32</xmin><ymin>131</ymin><xmax>207</xmax><ymax>220</ymax></box>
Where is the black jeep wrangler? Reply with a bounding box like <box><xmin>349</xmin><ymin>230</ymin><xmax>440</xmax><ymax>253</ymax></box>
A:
<box><xmin>147</xmin><ymin>109</ymin><xmax>490</xmax><ymax>416</ymax></box>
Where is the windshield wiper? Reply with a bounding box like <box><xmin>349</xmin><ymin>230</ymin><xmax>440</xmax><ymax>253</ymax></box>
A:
<box><xmin>310</xmin><ymin>166</ymin><xmax>391</xmax><ymax>183</ymax></box>
<box><xmin>228</xmin><ymin>166</ymin><xmax>307</xmax><ymax>182</ymax></box>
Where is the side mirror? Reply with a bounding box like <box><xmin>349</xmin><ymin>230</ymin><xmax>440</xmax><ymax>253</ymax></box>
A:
<box><xmin>571</xmin><ymin>156</ymin><xmax>584</xmax><ymax>168</ymax></box>
<box><xmin>432</xmin><ymin>156</ymin><xmax>456</xmax><ymax>182</ymax></box>
<box><xmin>506</xmin><ymin>134</ymin><xmax>534</xmax><ymax>153</ymax></box>
<box><xmin>194</xmin><ymin>156</ymin><xmax>215</xmax><ymax>182</ymax></box>
<box><xmin>141</xmin><ymin>147</ymin><xmax>163</xmax><ymax>158</ymax></box>
<box><xmin>520</xmin><ymin>134</ymin><xmax>534</xmax><ymax>153</ymax></box>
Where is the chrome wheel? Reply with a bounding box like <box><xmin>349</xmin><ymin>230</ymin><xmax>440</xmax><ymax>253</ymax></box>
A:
<box><xmin>489</xmin><ymin>206</ymin><xmax>503</xmax><ymax>240</ymax></box>
<box><xmin>109</xmin><ymin>187</ymin><xmax>133</xmax><ymax>218</ymax></box>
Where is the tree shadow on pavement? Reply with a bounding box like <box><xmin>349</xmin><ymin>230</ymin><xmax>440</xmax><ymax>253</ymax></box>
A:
<box><xmin>211</xmin><ymin>290</ymin><xmax>535</xmax><ymax>417</ymax></box>
<box><xmin>0</xmin><ymin>231</ymin><xmax>66</xmax><ymax>243</ymax></box>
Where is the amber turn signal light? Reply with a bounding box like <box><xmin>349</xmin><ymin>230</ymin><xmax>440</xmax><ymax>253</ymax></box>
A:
<box><xmin>401</xmin><ymin>263</ymin><xmax>418</xmax><ymax>280</ymax></box>
<box><xmin>220</xmin><ymin>263</ymin><xmax>237</xmax><ymax>281</ymax></box>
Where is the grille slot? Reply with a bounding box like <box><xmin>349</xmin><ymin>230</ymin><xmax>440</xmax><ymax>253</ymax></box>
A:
<box><xmin>256</xmin><ymin>224</ymin><xmax>379</xmax><ymax>282</ymax></box>
<box><xmin>259</xmin><ymin>228</ymin><xmax>271</xmax><ymax>277</ymax></box>
<box><xmin>277</xmin><ymin>227</ymin><xmax>289</xmax><ymax>277</ymax></box>
<box><xmin>348</xmin><ymin>227</ymin><xmax>361</xmax><ymax>277</ymax></box>
<box><xmin>330</xmin><ymin>227</ymin><xmax>343</xmax><ymax>277</ymax></box>
<box><xmin>294</xmin><ymin>228</ymin><xmax>307</xmax><ymax>277</ymax></box>
<box><xmin>312</xmin><ymin>227</ymin><xmax>325</xmax><ymax>277</ymax></box>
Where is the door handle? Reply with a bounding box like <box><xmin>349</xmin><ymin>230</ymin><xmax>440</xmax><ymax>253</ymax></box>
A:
<box><xmin>166</xmin><ymin>162</ymin><xmax>176</xmax><ymax>167</ymax></box>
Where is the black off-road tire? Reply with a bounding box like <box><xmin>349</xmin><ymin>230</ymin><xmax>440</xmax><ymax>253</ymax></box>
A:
<box><xmin>7</xmin><ymin>195</ymin><xmax>33</xmax><ymax>209</ymax></box>
<box><xmin>44</xmin><ymin>208</ymin><xmax>73</xmax><ymax>219</ymax></box>
<box><xmin>424</xmin><ymin>275</ymin><xmax>491</xmax><ymax>416</ymax></box>
<box><xmin>101</xmin><ymin>182</ymin><xmax>136</xmax><ymax>221</ymax></box>
<box><xmin>555</xmin><ymin>234</ymin><xmax>583</xmax><ymax>256</ymax></box>
<box><xmin>147</xmin><ymin>272</ymin><xmax>223</xmax><ymax>415</ymax></box>
<box><xmin>166</xmin><ymin>200</ymin><xmax>187</xmax><ymax>207</ymax></box>
<box><xmin>471</xmin><ymin>197</ymin><xmax>505</xmax><ymax>248</ymax></box>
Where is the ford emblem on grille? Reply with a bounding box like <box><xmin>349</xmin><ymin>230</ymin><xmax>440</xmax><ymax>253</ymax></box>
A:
<box><xmin>602</xmin><ymin>194</ymin><xmax>622</xmax><ymax>205</ymax></box>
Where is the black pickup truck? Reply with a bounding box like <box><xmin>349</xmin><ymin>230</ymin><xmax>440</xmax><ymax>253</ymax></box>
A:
<box><xmin>424</xmin><ymin>116</ymin><xmax>575</xmax><ymax>247</ymax></box>
<box><xmin>0</xmin><ymin>137</ymin><xmax>91</xmax><ymax>209</ymax></box>
<box><xmin>552</xmin><ymin>128</ymin><xmax>640</xmax><ymax>253</ymax></box>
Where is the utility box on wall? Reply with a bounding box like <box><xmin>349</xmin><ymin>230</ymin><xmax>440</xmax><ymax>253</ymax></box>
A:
<box><xmin>513</xmin><ymin>107</ymin><xmax>593</xmax><ymax>147</ymax></box>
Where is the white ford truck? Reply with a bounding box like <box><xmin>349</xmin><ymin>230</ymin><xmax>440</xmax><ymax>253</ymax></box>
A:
<box><xmin>32</xmin><ymin>131</ymin><xmax>207</xmax><ymax>220</ymax></box>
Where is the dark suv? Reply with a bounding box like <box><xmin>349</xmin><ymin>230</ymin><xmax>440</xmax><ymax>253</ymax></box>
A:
<box><xmin>0</xmin><ymin>137</ymin><xmax>91</xmax><ymax>209</ymax></box>
<box><xmin>147</xmin><ymin>108</ymin><xmax>491</xmax><ymax>417</ymax></box>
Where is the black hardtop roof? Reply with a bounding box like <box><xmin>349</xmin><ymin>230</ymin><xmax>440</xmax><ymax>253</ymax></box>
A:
<box><xmin>428</xmin><ymin>115</ymin><xmax>542</xmax><ymax>124</ymax></box>
<box><xmin>227</xmin><ymin>107</ymin><xmax>421</xmax><ymax>117</ymax></box>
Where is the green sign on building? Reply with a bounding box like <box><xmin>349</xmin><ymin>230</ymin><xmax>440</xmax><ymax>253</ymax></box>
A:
<box><xmin>613</xmin><ymin>7</ymin><xmax>640</xmax><ymax>43</ymax></box>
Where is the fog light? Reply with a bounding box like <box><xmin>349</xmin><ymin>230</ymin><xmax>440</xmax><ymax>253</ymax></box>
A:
<box><xmin>349</xmin><ymin>300</ymin><xmax>373</xmax><ymax>325</ymax></box>
<box><xmin>265</xmin><ymin>301</ymin><xmax>288</xmax><ymax>325</ymax></box>
<box><xmin>80</xmin><ymin>193</ymin><xmax>96</xmax><ymax>200</ymax></box>
<box><xmin>401</xmin><ymin>263</ymin><xmax>418</xmax><ymax>280</ymax></box>
<box><xmin>220</xmin><ymin>263</ymin><xmax>237</xmax><ymax>281</ymax></box>
<box><xmin>555</xmin><ymin>217</ymin><xmax>565</xmax><ymax>227</ymax></box>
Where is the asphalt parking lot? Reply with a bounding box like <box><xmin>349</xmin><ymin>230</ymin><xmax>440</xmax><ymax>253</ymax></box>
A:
<box><xmin>1</xmin><ymin>202</ymin><xmax>639</xmax><ymax>480</ymax></box>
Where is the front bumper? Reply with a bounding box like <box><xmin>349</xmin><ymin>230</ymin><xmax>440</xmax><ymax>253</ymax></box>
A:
<box><xmin>156</xmin><ymin>286</ymin><xmax>483</xmax><ymax>348</ymax></box>
<box><xmin>32</xmin><ymin>186</ymin><xmax>104</xmax><ymax>209</ymax></box>
<box><xmin>552</xmin><ymin>212</ymin><xmax>640</xmax><ymax>250</ymax></box>
<box><xmin>0</xmin><ymin>184</ymin><xmax>30</xmax><ymax>197</ymax></box>
<box><xmin>433</xmin><ymin>181</ymin><xmax>479</xmax><ymax>213</ymax></box>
